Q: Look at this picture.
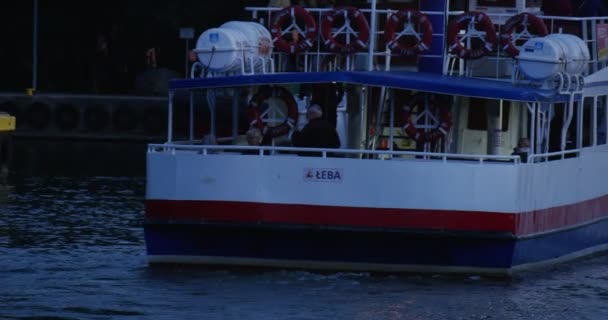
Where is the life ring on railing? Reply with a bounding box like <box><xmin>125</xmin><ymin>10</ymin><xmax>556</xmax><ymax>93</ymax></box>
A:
<box><xmin>447</xmin><ymin>11</ymin><xmax>496</xmax><ymax>60</ymax></box>
<box><xmin>499</xmin><ymin>13</ymin><xmax>548</xmax><ymax>57</ymax></box>
<box><xmin>321</xmin><ymin>6</ymin><xmax>370</xmax><ymax>54</ymax></box>
<box><xmin>270</xmin><ymin>5</ymin><xmax>317</xmax><ymax>54</ymax></box>
<box><xmin>248</xmin><ymin>86</ymin><xmax>298</xmax><ymax>138</ymax></box>
<box><xmin>401</xmin><ymin>94</ymin><xmax>452</xmax><ymax>143</ymax></box>
<box><xmin>384</xmin><ymin>9</ymin><xmax>433</xmax><ymax>57</ymax></box>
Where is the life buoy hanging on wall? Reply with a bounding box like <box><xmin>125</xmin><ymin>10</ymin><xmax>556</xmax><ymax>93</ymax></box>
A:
<box><xmin>248</xmin><ymin>86</ymin><xmax>299</xmax><ymax>138</ymax></box>
<box><xmin>321</xmin><ymin>6</ymin><xmax>370</xmax><ymax>54</ymax></box>
<box><xmin>401</xmin><ymin>94</ymin><xmax>452</xmax><ymax>143</ymax></box>
<box><xmin>384</xmin><ymin>9</ymin><xmax>433</xmax><ymax>57</ymax></box>
<box><xmin>270</xmin><ymin>5</ymin><xmax>318</xmax><ymax>54</ymax></box>
<box><xmin>499</xmin><ymin>13</ymin><xmax>548</xmax><ymax>57</ymax></box>
<box><xmin>447</xmin><ymin>11</ymin><xmax>497</xmax><ymax>60</ymax></box>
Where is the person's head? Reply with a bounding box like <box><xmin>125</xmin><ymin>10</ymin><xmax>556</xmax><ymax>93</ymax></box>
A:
<box><xmin>307</xmin><ymin>104</ymin><xmax>323</xmax><ymax>120</ymax></box>
<box><xmin>246</xmin><ymin>127</ymin><xmax>263</xmax><ymax>146</ymax></box>
<box><xmin>518</xmin><ymin>138</ymin><xmax>530</xmax><ymax>148</ymax></box>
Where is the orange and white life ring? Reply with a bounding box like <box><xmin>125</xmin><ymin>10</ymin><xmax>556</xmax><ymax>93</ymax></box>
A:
<box><xmin>270</xmin><ymin>5</ymin><xmax>317</xmax><ymax>54</ymax></box>
<box><xmin>499</xmin><ymin>13</ymin><xmax>548</xmax><ymax>57</ymax></box>
<box><xmin>401</xmin><ymin>94</ymin><xmax>452</xmax><ymax>143</ymax></box>
<box><xmin>447</xmin><ymin>11</ymin><xmax>496</xmax><ymax>60</ymax></box>
<box><xmin>248</xmin><ymin>86</ymin><xmax>299</xmax><ymax>138</ymax></box>
<box><xmin>384</xmin><ymin>9</ymin><xmax>433</xmax><ymax>57</ymax></box>
<box><xmin>321</xmin><ymin>6</ymin><xmax>370</xmax><ymax>54</ymax></box>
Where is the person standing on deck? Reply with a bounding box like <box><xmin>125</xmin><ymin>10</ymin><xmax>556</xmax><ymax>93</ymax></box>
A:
<box><xmin>291</xmin><ymin>104</ymin><xmax>340</xmax><ymax>152</ymax></box>
<box><xmin>573</xmin><ymin>0</ymin><xmax>608</xmax><ymax>16</ymax></box>
<box><xmin>511</xmin><ymin>138</ymin><xmax>530</xmax><ymax>163</ymax></box>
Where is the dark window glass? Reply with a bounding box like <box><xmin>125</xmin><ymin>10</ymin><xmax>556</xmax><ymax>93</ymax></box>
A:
<box><xmin>467</xmin><ymin>98</ymin><xmax>510</xmax><ymax>131</ymax></box>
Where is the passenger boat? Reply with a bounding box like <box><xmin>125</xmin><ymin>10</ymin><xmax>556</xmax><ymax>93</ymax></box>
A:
<box><xmin>144</xmin><ymin>0</ymin><xmax>608</xmax><ymax>275</ymax></box>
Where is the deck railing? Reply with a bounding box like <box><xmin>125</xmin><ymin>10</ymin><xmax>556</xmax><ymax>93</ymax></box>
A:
<box><xmin>528</xmin><ymin>148</ymin><xmax>582</xmax><ymax>162</ymax></box>
<box><xmin>241</xmin><ymin>6</ymin><xmax>608</xmax><ymax>77</ymax></box>
<box><xmin>148</xmin><ymin>142</ymin><xmax>521</xmax><ymax>164</ymax></box>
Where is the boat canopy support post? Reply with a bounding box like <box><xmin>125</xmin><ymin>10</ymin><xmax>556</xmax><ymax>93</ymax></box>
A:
<box><xmin>526</xmin><ymin>101</ymin><xmax>551</xmax><ymax>159</ymax></box>
<box><xmin>206</xmin><ymin>89</ymin><xmax>217</xmax><ymax>138</ymax></box>
<box><xmin>167</xmin><ymin>91</ymin><xmax>175</xmax><ymax>143</ymax></box>
<box><xmin>577</xmin><ymin>96</ymin><xmax>584</xmax><ymax>149</ymax></box>
<box><xmin>526</xmin><ymin>102</ymin><xmax>536</xmax><ymax>157</ymax></box>
<box><xmin>422</xmin><ymin>95</ymin><xmax>431</xmax><ymax>155</ymax></box>
<box><xmin>487</xmin><ymin>100</ymin><xmax>504</xmax><ymax>156</ymax></box>
<box><xmin>359</xmin><ymin>86</ymin><xmax>368</xmax><ymax>158</ymax></box>
<box><xmin>561</xmin><ymin>94</ymin><xmax>577</xmax><ymax>155</ymax></box>
<box><xmin>543</xmin><ymin>103</ymin><xmax>553</xmax><ymax>155</ymax></box>
<box><xmin>605</xmin><ymin>96</ymin><xmax>608</xmax><ymax>145</ymax></box>
<box><xmin>536</xmin><ymin>103</ymin><xmax>544</xmax><ymax>156</ymax></box>
<box><xmin>189</xmin><ymin>91</ymin><xmax>194</xmax><ymax>141</ymax></box>
<box><xmin>336</xmin><ymin>91</ymin><xmax>348</xmax><ymax>149</ymax></box>
<box><xmin>232</xmin><ymin>89</ymin><xmax>239</xmax><ymax>140</ymax></box>
<box><xmin>372</xmin><ymin>86</ymin><xmax>389</xmax><ymax>151</ymax></box>
<box><xmin>592</xmin><ymin>95</ymin><xmax>598</xmax><ymax>146</ymax></box>
<box><xmin>389</xmin><ymin>89</ymin><xmax>395</xmax><ymax>157</ymax></box>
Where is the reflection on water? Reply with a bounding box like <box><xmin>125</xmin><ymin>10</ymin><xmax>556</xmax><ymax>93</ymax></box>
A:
<box><xmin>1</xmin><ymin>176</ymin><xmax>608</xmax><ymax>319</ymax></box>
<box><xmin>0</xmin><ymin>177</ymin><xmax>143</xmax><ymax>249</ymax></box>
<box><xmin>9</xmin><ymin>139</ymin><xmax>149</xmax><ymax>177</ymax></box>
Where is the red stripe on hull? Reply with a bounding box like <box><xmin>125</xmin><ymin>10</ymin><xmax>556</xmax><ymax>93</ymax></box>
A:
<box><xmin>146</xmin><ymin>193</ymin><xmax>608</xmax><ymax>236</ymax></box>
<box><xmin>145</xmin><ymin>200</ymin><xmax>517</xmax><ymax>234</ymax></box>
<box><xmin>517</xmin><ymin>194</ymin><xmax>608</xmax><ymax>235</ymax></box>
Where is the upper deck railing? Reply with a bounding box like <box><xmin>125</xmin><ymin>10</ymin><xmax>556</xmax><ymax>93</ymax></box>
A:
<box><xmin>242</xmin><ymin>6</ymin><xmax>608</xmax><ymax>79</ymax></box>
<box><xmin>148</xmin><ymin>142</ymin><xmax>522</xmax><ymax>164</ymax></box>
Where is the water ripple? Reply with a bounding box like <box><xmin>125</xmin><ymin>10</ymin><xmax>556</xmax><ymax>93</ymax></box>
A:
<box><xmin>2</xmin><ymin>176</ymin><xmax>608</xmax><ymax>319</ymax></box>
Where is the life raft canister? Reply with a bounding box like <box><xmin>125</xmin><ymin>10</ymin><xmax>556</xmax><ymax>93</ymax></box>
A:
<box><xmin>384</xmin><ymin>9</ymin><xmax>433</xmax><ymax>57</ymax></box>
<box><xmin>321</xmin><ymin>6</ymin><xmax>370</xmax><ymax>54</ymax></box>
<box><xmin>447</xmin><ymin>11</ymin><xmax>497</xmax><ymax>60</ymax></box>
<box><xmin>402</xmin><ymin>94</ymin><xmax>452</xmax><ymax>143</ymax></box>
<box><xmin>270</xmin><ymin>5</ymin><xmax>318</xmax><ymax>54</ymax></box>
<box><xmin>248</xmin><ymin>86</ymin><xmax>298</xmax><ymax>138</ymax></box>
<box><xmin>499</xmin><ymin>13</ymin><xmax>548</xmax><ymax>57</ymax></box>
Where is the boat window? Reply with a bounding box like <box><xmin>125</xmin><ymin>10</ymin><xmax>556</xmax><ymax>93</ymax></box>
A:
<box><xmin>599</xmin><ymin>97</ymin><xmax>607</xmax><ymax>145</ymax></box>
<box><xmin>467</xmin><ymin>98</ymin><xmax>510</xmax><ymax>132</ymax></box>
<box><xmin>583</xmin><ymin>96</ymin><xmax>597</xmax><ymax>148</ymax></box>
<box><xmin>477</xmin><ymin>0</ymin><xmax>516</xmax><ymax>7</ymax></box>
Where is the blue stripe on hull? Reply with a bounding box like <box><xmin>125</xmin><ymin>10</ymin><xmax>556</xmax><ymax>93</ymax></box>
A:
<box><xmin>144</xmin><ymin>224</ymin><xmax>516</xmax><ymax>269</ymax></box>
<box><xmin>513</xmin><ymin>218</ymin><xmax>608</xmax><ymax>265</ymax></box>
<box><xmin>145</xmin><ymin>218</ymin><xmax>608</xmax><ymax>272</ymax></box>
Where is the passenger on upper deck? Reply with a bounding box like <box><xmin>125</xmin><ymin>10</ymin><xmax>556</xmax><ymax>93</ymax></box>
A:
<box><xmin>542</xmin><ymin>0</ymin><xmax>608</xmax><ymax>16</ymax></box>
<box><xmin>511</xmin><ymin>138</ymin><xmax>530</xmax><ymax>163</ymax></box>
<box><xmin>573</xmin><ymin>0</ymin><xmax>608</xmax><ymax>16</ymax></box>
<box><xmin>246</xmin><ymin>127</ymin><xmax>270</xmax><ymax>146</ymax></box>
<box><xmin>541</xmin><ymin>0</ymin><xmax>574</xmax><ymax>16</ymax></box>
<box><xmin>291</xmin><ymin>104</ymin><xmax>340</xmax><ymax>154</ymax></box>
<box><xmin>242</xmin><ymin>127</ymin><xmax>271</xmax><ymax>155</ymax></box>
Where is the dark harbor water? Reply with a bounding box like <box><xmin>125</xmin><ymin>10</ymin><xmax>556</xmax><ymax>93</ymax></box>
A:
<box><xmin>2</xmin><ymin>174</ymin><xmax>608</xmax><ymax>319</ymax></box>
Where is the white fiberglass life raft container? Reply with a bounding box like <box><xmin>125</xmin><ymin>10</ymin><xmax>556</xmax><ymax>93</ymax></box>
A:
<box><xmin>193</xmin><ymin>21</ymin><xmax>273</xmax><ymax>75</ymax></box>
<box><xmin>516</xmin><ymin>33</ymin><xmax>590</xmax><ymax>89</ymax></box>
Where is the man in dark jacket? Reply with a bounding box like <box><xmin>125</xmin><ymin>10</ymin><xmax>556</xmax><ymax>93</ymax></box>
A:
<box><xmin>291</xmin><ymin>104</ymin><xmax>340</xmax><ymax>154</ymax></box>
